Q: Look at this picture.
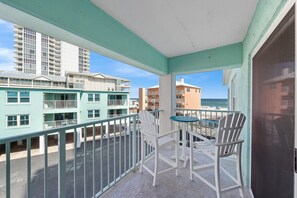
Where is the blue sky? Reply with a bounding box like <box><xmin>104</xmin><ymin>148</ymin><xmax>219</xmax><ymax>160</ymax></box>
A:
<box><xmin>0</xmin><ymin>19</ymin><xmax>227</xmax><ymax>99</ymax></box>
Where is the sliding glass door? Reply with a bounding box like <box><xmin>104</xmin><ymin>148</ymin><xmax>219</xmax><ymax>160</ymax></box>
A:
<box><xmin>252</xmin><ymin>6</ymin><xmax>295</xmax><ymax>198</ymax></box>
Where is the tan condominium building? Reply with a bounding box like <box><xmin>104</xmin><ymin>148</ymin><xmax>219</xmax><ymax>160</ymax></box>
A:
<box><xmin>147</xmin><ymin>78</ymin><xmax>201</xmax><ymax>110</ymax></box>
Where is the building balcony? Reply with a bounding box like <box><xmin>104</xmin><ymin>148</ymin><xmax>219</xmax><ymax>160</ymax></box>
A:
<box><xmin>176</xmin><ymin>90</ymin><xmax>185</xmax><ymax>95</ymax></box>
<box><xmin>107</xmin><ymin>99</ymin><xmax>127</xmax><ymax>106</ymax></box>
<box><xmin>0</xmin><ymin>110</ymin><xmax>245</xmax><ymax>198</ymax></box>
<box><xmin>148</xmin><ymin>91</ymin><xmax>159</xmax><ymax>96</ymax></box>
<box><xmin>107</xmin><ymin>113</ymin><xmax>127</xmax><ymax>118</ymax></box>
<box><xmin>176</xmin><ymin>99</ymin><xmax>185</xmax><ymax>103</ymax></box>
<box><xmin>43</xmin><ymin>119</ymin><xmax>77</xmax><ymax>129</ymax></box>
<box><xmin>148</xmin><ymin>98</ymin><xmax>159</xmax><ymax>103</ymax></box>
<box><xmin>43</xmin><ymin>100</ymin><xmax>77</xmax><ymax>109</ymax></box>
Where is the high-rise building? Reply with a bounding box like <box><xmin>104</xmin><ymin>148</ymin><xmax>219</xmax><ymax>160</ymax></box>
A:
<box><xmin>14</xmin><ymin>25</ymin><xmax>90</xmax><ymax>76</ymax></box>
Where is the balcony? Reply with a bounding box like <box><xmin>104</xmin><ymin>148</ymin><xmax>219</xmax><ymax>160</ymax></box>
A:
<box><xmin>107</xmin><ymin>99</ymin><xmax>127</xmax><ymax>106</ymax></box>
<box><xmin>176</xmin><ymin>90</ymin><xmax>185</xmax><ymax>95</ymax></box>
<box><xmin>148</xmin><ymin>91</ymin><xmax>159</xmax><ymax>96</ymax></box>
<box><xmin>176</xmin><ymin>98</ymin><xmax>185</xmax><ymax>103</ymax></box>
<box><xmin>43</xmin><ymin>119</ymin><xmax>77</xmax><ymax>129</ymax></box>
<box><xmin>107</xmin><ymin>114</ymin><xmax>126</xmax><ymax>118</ymax></box>
<box><xmin>0</xmin><ymin>110</ymin><xmax>245</xmax><ymax>198</ymax></box>
<box><xmin>0</xmin><ymin>0</ymin><xmax>292</xmax><ymax>196</ymax></box>
<box><xmin>43</xmin><ymin>100</ymin><xmax>77</xmax><ymax>109</ymax></box>
<box><xmin>148</xmin><ymin>98</ymin><xmax>159</xmax><ymax>103</ymax></box>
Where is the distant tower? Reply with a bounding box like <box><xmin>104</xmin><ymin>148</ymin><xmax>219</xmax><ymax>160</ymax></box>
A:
<box><xmin>14</xmin><ymin>25</ymin><xmax>90</xmax><ymax>76</ymax></box>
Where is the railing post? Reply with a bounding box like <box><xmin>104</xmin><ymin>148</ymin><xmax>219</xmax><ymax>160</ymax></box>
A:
<box><xmin>132</xmin><ymin>116</ymin><xmax>137</xmax><ymax>169</ymax></box>
<box><xmin>58</xmin><ymin>130</ymin><xmax>66</xmax><ymax>198</ymax></box>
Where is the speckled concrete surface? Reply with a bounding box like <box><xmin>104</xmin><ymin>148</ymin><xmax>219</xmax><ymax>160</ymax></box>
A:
<box><xmin>102</xmin><ymin>148</ymin><xmax>251</xmax><ymax>198</ymax></box>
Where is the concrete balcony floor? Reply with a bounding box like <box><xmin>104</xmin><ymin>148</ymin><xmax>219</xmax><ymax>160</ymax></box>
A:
<box><xmin>102</xmin><ymin>148</ymin><xmax>251</xmax><ymax>198</ymax></box>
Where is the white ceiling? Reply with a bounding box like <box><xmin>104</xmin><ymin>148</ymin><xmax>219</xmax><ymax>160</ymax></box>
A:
<box><xmin>91</xmin><ymin>0</ymin><xmax>258</xmax><ymax>58</ymax></box>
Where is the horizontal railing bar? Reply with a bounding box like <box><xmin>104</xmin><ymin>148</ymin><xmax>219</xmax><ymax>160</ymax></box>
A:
<box><xmin>176</xmin><ymin>108</ymin><xmax>239</xmax><ymax>113</ymax></box>
<box><xmin>0</xmin><ymin>114</ymin><xmax>137</xmax><ymax>144</ymax></box>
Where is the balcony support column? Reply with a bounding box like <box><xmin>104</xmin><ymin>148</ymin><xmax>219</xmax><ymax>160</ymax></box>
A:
<box><xmin>159</xmin><ymin>74</ymin><xmax>176</xmax><ymax>133</ymax></box>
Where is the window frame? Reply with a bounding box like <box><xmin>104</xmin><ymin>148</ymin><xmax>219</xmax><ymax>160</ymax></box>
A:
<box><xmin>88</xmin><ymin>110</ymin><xmax>93</xmax><ymax>118</ymax></box>
<box><xmin>20</xmin><ymin>91</ymin><xmax>30</xmax><ymax>103</ymax></box>
<box><xmin>7</xmin><ymin>91</ymin><xmax>18</xmax><ymax>103</ymax></box>
<box><xmin>6</xmin><ymin>114</ymin><xmax>30</xmax><ymax>127</ymax></box>
<box><xmin>6</xmin><ymin>91</ymin><xmax>30</xmax><ymax>104</ymax></box>
<box><xmin>94</xmin><ymin>94</ymin><xmax>100</xmax><ymax>101</ymax></box>
<box><xmin>87</xmin><ymin>109</ymin><xmax>100</xmax><ymax>119</ymax></box>
<box><xmin>88</xmin><ymin>93</ymin><xmax>93</xmax><ymax>102</ymax></box>
<box><xmin>20</xmin><ymin>114</ymin><xmax>30</xmax><ymax>126</ymax></box>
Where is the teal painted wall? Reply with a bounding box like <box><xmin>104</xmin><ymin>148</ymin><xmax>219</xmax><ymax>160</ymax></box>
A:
<box><xmin>225</xmin><ymin>0</ymin><xmax>289</xmax><ymax>187</ymax></box>
<box><xmin>79</xmin><ymin>91</ymin><xmax>129</xmax><ymax>122</ymax></box>
<box><xmin>168</xmin><ymin>43</ymin><xmax>243</xmax><ymax>74</ymax></box>
<box><xmin>0</xmin><ymin>0</ymin><xmax>167</xmax><ymax>75</ymax></box>
<box><xmin>0</xmin><ymin>88</ymin><xmax>43</xmax><ymax>137</ymax></box>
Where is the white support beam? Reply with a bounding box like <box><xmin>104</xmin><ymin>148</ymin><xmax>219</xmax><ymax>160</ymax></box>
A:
<box><xmin>159</xmin><ymin>74</ymin><xmax>176</xmax><ymax>133</ymax></box>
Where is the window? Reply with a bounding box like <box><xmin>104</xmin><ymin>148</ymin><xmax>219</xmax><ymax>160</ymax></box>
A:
<box><xmin>20</xmin><ymin>115</ymin><xmax>29</xmax><ymax>125</ymax></box>
<box><xmin>88</xmin><ymin>94</ymin><xmax>93</xmax><ymax>102</ymax></box>
<box><xmin>7</xmin><ymin>91</ymin><xmax>30</xmax><ymax>103</ymax></box>
<box><xmin>95</xmin><ymin>94</ymin><xmax>100</xmax><ymax>101</ymax></box>
<box><xmin>7</xmin><ymin>116</ymin><xmax>17</xmax><ymax>127</ymax></box>
<box><xmin>187</xmin><ymin>88</ymin><xmax>190</xmax><ymax>92</ymax></box>
<box><xmin>88</xmin><ymin>110</ymin><xmax>93</xmax><ymax>118</ymax></box>
<box><xmin>94</xmin><ymin>110</ymin><xmax>100</xmax><ymax>118</ymax></box>
<box><xmin>7</xmin><ymin>91</ymin><xmax>18</xmax><ymax>103</ymax></box>
<box><xmin>7</xmin><ymin>114</ymin><xmax>29</xmax><ymax>127</ymax></box>
<box><xmin>176</xmin><ymin>104</ymin><xmax>182</xmax><ymax>108</ymax></box>
<box><xmin>88</xmin><ymin>93</ymin><xmax>100</xmax><ymax>102</ymax></box>
<box><xmin>88</xmin><ymin>110</ymin><xmax>100</xmax><ymax>118</ymax></box>
<box><xmin>20</xmin><ymin>92</ymin><xmax>30</xmax><ymax>103</ymax></box>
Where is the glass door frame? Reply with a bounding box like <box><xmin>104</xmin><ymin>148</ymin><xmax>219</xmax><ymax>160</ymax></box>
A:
<box><xmin>250</xmin><ymin>0</ymin><xmax>297</xmax><ymax>197</ymax></box>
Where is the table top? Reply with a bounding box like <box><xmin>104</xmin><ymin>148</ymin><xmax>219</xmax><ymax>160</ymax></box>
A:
<box><xmin>170</xmin><ymin>116</ymin><xmax>199</xmax><ymax>123</ymax></box>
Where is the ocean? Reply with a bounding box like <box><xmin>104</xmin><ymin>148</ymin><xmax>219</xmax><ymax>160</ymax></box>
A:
<box><xmin>201</xmin><ymin>98</ymin><xmax>228</xmax><ymax>108</ymax></box>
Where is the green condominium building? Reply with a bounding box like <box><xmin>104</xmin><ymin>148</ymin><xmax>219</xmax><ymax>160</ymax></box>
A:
<box><xmin>0</xmin><ymin>70</ymin><xmax>130</xmax><ymax>150</ymax></box>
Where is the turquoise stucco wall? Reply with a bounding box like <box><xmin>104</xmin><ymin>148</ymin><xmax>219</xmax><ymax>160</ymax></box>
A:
<box><xmin>226</xmin><ymin>0</ymin><xmax>289</xmax><ymax>187</ymax></box>
<box><xmin>168</xmin><ymin>43</ymin><xmax>243</xmax><ymax>74</ymax></box>
<box><xmin>79</xmin><ymin>91</ymin><xmax>129</xmax><ymax>122</ymax></box>
<box><xmin>0</xmin><ymin>88</ymin><xmax>43</xmax><ymax>137</ymax></box>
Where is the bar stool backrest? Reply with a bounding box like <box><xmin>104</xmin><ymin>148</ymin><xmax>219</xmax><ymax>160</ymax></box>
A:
<box><xmin>215</xmin><ymin>113</ymin><xmax>246</xmax><ymax>157</ymax></box>
<box><xmin>139</xmin><ymin>110</ymin><xmax>158</xmax><ymax>147</ymax></box>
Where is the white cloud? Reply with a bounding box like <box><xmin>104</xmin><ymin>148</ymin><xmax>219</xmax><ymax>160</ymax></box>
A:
<box><xmin>0</xmin><ymin>19</ymin><xmax>13</xmax><ymax>32</ymax></box>
<box><xmin>0</xmin><ymin>47</ymin><xmax>14</xmax><ymax>71</ymax></box>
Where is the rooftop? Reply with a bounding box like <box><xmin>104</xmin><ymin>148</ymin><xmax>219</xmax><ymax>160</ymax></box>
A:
<box><xmin>0</xmin><ymin>70</ymin><xmax>66</xmax><ymax>82</ymax></box>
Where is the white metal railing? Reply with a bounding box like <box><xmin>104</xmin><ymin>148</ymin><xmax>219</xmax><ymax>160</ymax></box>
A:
<box><xmin>176</xmin><ymin>99</ymin><xmax>185</xmax><ymax>103</ymax></box>
<box><xmin>43</xmin><ymin>100</ymin><xmax>77</xmax><ymax>109</ymax></box>
<box><xmin>108</xmin><ymin>114</ymin><xmax>126</xmax><ymax>118</ymax></box>
<box><xmin>176</xmin><ymin>90</ymin><xmax>185</xmax><ymax>94</ymax></box>
<box><xmin>148</xmin><ymin>91</ymin><xmax>159</xmax><ymax>96</ymax></box>
<box><xmin>107</xmin><ymin>99</ymin><xmax>127</xmax><ymax>106</ymax></box>
<box><xmin>148</xmin><ymin>98</ymin><xmax>159</xmax><ymax>103</ymax></box>
<box><xmin>175</xmin><ymin>108</ymin><xmax>238</xmax><ymax>139</ymax></box>
<box><xmin>43</xmin><ymin>119</ymin><xmax>77</xmax><ymax>129</ymax></box>
<box><xmin>0</xmin><ymin>113</ymin><xmax>161</xmax><ymax>198</ymax></box>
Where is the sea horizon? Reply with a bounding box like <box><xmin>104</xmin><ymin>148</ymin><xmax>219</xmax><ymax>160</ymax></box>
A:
<box><xmin>201</xmin><ymin>98</ymin><xmax>228</xmax><ymax>108</ymax></box>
